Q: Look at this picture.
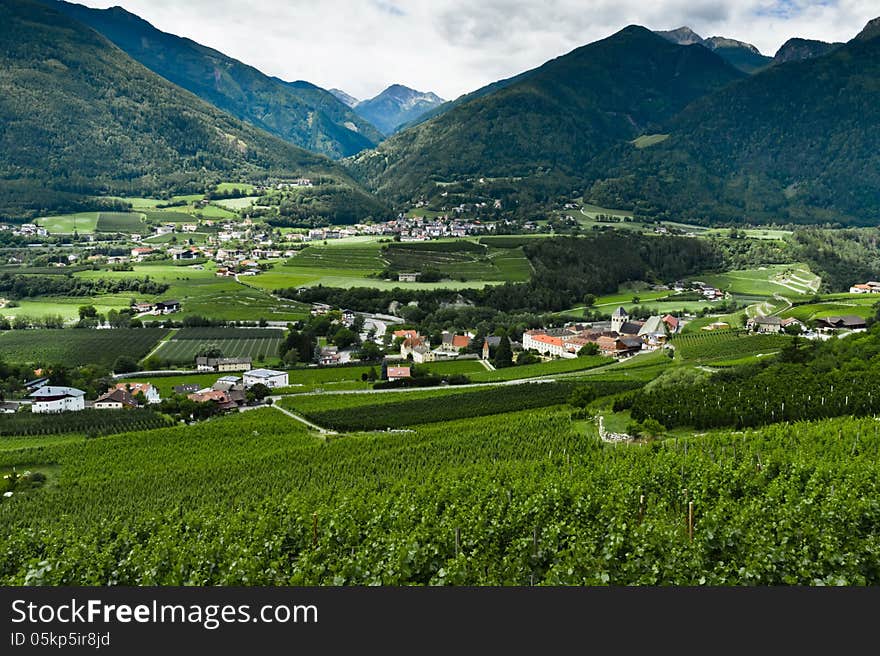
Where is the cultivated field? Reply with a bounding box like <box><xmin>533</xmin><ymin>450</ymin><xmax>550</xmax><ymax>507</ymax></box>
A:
<box><xmin>152</xmin><ymin>328</ymin><xmax>284</xmax><ymax>365</ymax></box>
<box><xmin>0</xmin><ymin>328</ymin><xmax>167</xmax><ymax>367</ymax></box>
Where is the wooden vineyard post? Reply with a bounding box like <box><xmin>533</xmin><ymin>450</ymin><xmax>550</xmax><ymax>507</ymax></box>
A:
<box><xmin>312</xmin><ymin>512</ymin><xmax>318</xmax><ymax>547</ymax></box>
<box><xmin>688</xmin><ymin>501</ymin><xmax>694</xmax><ymax>543</ymax></box>
<box><xmin>638</xmin><ymin>494</ymin><xmax>645</xmax><ymax>524</ymax></box>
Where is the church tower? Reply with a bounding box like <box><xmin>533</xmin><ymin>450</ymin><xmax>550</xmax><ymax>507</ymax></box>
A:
<box><xmin>611</xmin><ymin>306</ymin><xmax>628</xmax><ymax>333</ymax></box>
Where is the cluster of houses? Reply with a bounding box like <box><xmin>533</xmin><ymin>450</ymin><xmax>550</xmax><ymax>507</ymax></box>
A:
<box><xmin>21</xmin><ymin>366</ymin><xmax>289</xmax><ymax>414</ymax></box>
<box><xmin>131</xmin><ymin>299</ymin><xmax>181</xmax><ymax>315</ymax></box>
<box><xmin>675</xmin><ymin>280</ymin><xmax>725</xmax><ymax>301</ymax></box>
<box><xmin>523</xmin><ymin>308</ymin><xmax>681</xmax><ymax>359</ymax></box>
<box><xmin>9</xmin><ymin>223</ymin><xmax>48</xmax><ymax>238</ymax></box>
<box><xmin>397</xmin><ymin>329</ymin><xmax>474</xmax><ymax>363</ymax></box>
<box><xmin>747</xmin><ymin>313</ymin><xmax>866</xmax><ymax>335</ymax></box>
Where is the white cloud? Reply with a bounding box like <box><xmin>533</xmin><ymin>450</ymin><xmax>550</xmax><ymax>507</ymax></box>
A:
<box><xmin>75</xmin><ymin>0</ymin><xmax>879</xmax><ymax>100</ymax></box>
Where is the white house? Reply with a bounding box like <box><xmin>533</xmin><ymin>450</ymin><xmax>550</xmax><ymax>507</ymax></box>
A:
<box><xmin>523</xmin><ymin>331</ymin><xmax>571</xmax><ymax>358</ymax></box>
<box><xmin>28</xmin><ymin>386</ymin><xmax>85</xmax><ymax>414</ymax></box>
<box><xmin>243</xmin><ymin>369</ymin><xmax>289</xmax><ymax>389</ymax></box>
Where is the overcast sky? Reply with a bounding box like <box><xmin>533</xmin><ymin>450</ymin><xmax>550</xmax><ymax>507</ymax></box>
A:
<box><xmin>76</xmin><ymin>0</ymin><xmax>878</xmax><ymax>100</ymax></box>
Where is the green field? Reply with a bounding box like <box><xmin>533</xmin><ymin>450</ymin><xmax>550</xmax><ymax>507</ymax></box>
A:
<box><xmin>248</xmin><ymin>239</ymin><xmax>518</xmax><ymax>291</ymax></box>
<box><xmin>152</xmin><ymin>328</ymin><xmax>284</xmax><ymax>365</ymax></box>
<box><xmin>382</xmin><ymin>241</ymin><xmax>531</xmax><ymax>282</ymax></box>
<box><xmin>701</xmin><ymin>265</ymin><xmax>820</xmax><ymax>297</ymax></box>
<box><xmin>214</xmin><ymin>197</ymin><xmax>260</xmax><ymax>210</ymax></box>
<box><xmin>95</xmin><ymin>212</ymin><xmax>150</xmax><ymax>234</ymax></box>
<box><xmin>420</xmin><ymin>359</ymin><xmax>486</xmax><ymax>375</ymax></box>
<box><xmin>0</xmin><ymin>295</ymin><xmax>134</xmax><ymax>322</ymax></box>
<box><xmin>215</xmin><ymin>183</ymin><xmax>256</xmax><ymax>195</ymax></box>
<box><xmin>76</xmin><ymin>263</ymin><xmax>310</xmax><ymax>322</ymax></box>
<box><xmin>34</xmin><ymin>212</ymin><xmax>100</xmax><ymax>234</ymax></box>
<box><xmin>0</xmin><ymin>328</ymin><xmax>167</xmax><ymax>367</ymax></box>
<box><xmin>469</xmin><ymin>355</ymin><xmax>608</xmax><ymax>382</ymax></box>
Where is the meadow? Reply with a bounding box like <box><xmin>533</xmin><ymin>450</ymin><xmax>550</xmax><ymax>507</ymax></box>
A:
<box><xmin>34</xmin><ymin>212</ymin><xmax>100</xmax><ymax>233</ymax></box>
<box><xmin>95</xmin><ymin>212</ymin><xmax>150</xmax><ymax>234</ymax></box>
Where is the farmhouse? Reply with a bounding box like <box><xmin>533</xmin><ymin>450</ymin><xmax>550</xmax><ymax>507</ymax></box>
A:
<box><xmin>596</xmin><ymin>336</ymin><xmax>643</xmax><ymax>357</ymax></box>
<box><xmin>387</xmin><ymin>366</ymin><xmax>411</xmax><ymax>381</ymax></box>
<box><xmin>662</xmin><ymin>315</ymin><xmax>680</xmax><ymax>334</ymax></box>
<box><xmin>398</xmin><ymin>273</ymin><xmax>420</xmax><ymax>282</ymax></box>
<box><xmin>816</xmin><ymin>315</ymin><xmax>867</xmax><ymax>332</ymax></box>
<box><xmin>439</xmin><ymin>331</ymin><xmax>471</xmax><ymax>353</ymax></box>
<box><xmin>849</xmin><ymin>282</ymin><xmax>880</xmax><ymax>294</ymax></box>
<box><xmin>243</xmin><ymin>369</ymin><xmax>288</xmax><ymax>389</ymax></box>
<box><xmin>94</xmin><ymin>388</ymin><xmax>137</xmax><ymax>410</ymax></box>
<box><xmin>318</xmin><ymin>347</ymin><xmax>341</xmax><ymax>366</ymax></box>
<box><xmin>154</xmin><ymin>300</ymin><xmax>181</xmax><ymax>314</ymax></box>
<box><xmin>28</xmin><ymin>386</ymin><xmax>85</xmax><ymax>414</ymax></box>
<box><xmin>748</xmin><ymin>315</ymin><xmax>783</xmax><ymax>334</ymax></box>
<box><xmin>112</xmin><ymin>382</ymin><xmax>160</xmax><ymax>404</ymax></box>
<box><xmin>196</xmin><ymin>356</ymin><xmax>253</xmax><ymax>372</ymax></box>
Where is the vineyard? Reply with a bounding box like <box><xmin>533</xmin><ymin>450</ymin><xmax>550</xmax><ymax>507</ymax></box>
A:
<box><xmin>672</xmin><ymin>331</ymin><xmax>793</xmax><ymax>364</ymax></box>
<box><xmin>1</xmin><ymin>409</ymin><xmax>880</xmax><ymax>584</ymax></box>
<box><xmin>286</xmin><ymin>380</ymin><xmax>640</xmax><ymax>431</ymax></box>
<box><xmin>628</xmin><ymin>365</ymin><xmax>880</xmax><ymax>429</ymax></box>
<box><xmin>152</xmin><ymin>328</ymin><xmax>283</xmax><ymax>364</ymax></box>
<box><xmin>0</xmin><ymin>409</ymin><xmax>171</xmax><ymax>438</ymax></box>
<box><xmin>0</xmin><ymin>328</ymin><xmax>167</xmax><ymax>367</ymax></box>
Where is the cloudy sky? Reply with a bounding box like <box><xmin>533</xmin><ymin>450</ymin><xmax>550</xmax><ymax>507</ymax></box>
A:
<box><xmin>76</xmin><ymin>0</ymin><xmax>878</xmax><ymax>100</ymax></box>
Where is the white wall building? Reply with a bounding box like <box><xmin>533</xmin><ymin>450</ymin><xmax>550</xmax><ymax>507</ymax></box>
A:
<box><xmin>28</xmin><ymin>387</ymin><xmax>86</xmax><ymax>414</ymax></box>
<box><xmin>243</xmin><ymin>369</ymin><xmax>289</xmax><ymax>389</ymax></box>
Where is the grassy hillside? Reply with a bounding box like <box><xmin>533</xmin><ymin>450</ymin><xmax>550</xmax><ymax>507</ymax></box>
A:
<box><xmin>0</xmin><ymin>0</ymin><xmax>364</xmax><ymax>218</ymax></box>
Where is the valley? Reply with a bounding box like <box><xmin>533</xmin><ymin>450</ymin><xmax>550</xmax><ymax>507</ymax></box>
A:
<box><xmin>2</xmin><ymin>0</ymin><xmax>880</xmax><ymax>589</ymax></box>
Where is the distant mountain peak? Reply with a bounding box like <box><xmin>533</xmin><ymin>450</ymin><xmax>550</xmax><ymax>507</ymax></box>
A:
<box><xmin>354</xmin><ymin>85</ymin><xmax>445</xmax><ymax>135</ymax></box>
<box><xmin>329</xmin><ymin>88</ymin><xmax>359</xmax><ymax>108</ymax></box>
<box><xmin>854</xmin><ymin>16</ymin><xmax>880</xmax><ymax>41</ymax></box>
<box><xmin>655</xmin><ymin>27</ymin><xmax>769</xmax><ymax>73</ymax></box>
<box><xmin>656</xmin><ymin>26</ymin><xmax>704</xmax><ymax>45</ymax></box>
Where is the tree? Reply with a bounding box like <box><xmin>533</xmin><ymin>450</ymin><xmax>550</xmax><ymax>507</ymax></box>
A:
<box><xmin>578</xmin><ymin>343</ymin><xmax>599</xmax><ymax>356</ymax></box>
<box><xmin>113</xmin><ymin>356</ymin><xmax>139</xmax><ymax>374</ymax></box>
<box><xmin>493</xmin><ymin>336</ymin><xmax>513</xmax><ymax>368</ymax></box>
<box><xmin>282</xmin><ymin>348</ymin><xmax>299</xmax><ymax>366</ymax></box>
<box><xmin>583</xmin><ymin>293</ymin><xmax>596</xmax><ymax>308</ymax></box>
<box><xmin>247</xmin><ymin>383</ymin><xmax>271</xmax><ymax>403</ymax></box>
<box><xmin>78</xmin><ymin>305</ymin><xmax>97</xmax><ymax>320</ymax></box>
<box><xmin>332</xmin><ymin>327</ymin><xmax>358</xmax><ymax>349</ymax></box>
<box><xmin>568</xmin><ymin>386</ymin><xmax>596</xmax><ymax>408</ymax></box>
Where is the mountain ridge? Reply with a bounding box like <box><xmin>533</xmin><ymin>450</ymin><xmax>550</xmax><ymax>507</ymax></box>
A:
<box><xmin>353</xmin><ymin>84</ymin><xmax>445</xmax><ymax>136</ymax></box>
<box><xmin>40</xmin><ymin>0</ymin><xmax>385</xmax><ymax>159</ymax></box>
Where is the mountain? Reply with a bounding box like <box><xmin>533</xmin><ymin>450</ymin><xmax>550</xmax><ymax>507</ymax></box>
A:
<box><xmin>854</xmin><ymin>17</ymin><xmax>880</xmax><ymax>41</ymax></box>
<box><xmin>330</xmin><ymin>89</ymin><xmax>359</xmax><ymax>108</ymax></box>
<box><xmin>40</xmin><ymin>0</ymin><xmax>384</xmax><ymax>159</ymax></box>
<box><xmin>0</xmin><ymin>0</ymin><xmax>382</xmax><ymax>219</ymax></box>
<box><xmin>586</xmin><ymin>18</ymin><xmax>880</xmax><ymax>226</ymax></box>
<box><xmin>773</xmin><ymin>38</ymin><xmax>842</xmax><ymax>64</ymax></box>
<box><xmin>353</xmin><ymin>85</ymin><xmax>445</xmax><ymax>136</ymax></box>
<box><xmin>349</xmin><ymin>26</ymin><xmax>745</xmax><ymax>201</ymax></box>
<box><xmin>657</xmin><ymin>27</ymin><xmax>772</xmax><ymax>73</ymax></box>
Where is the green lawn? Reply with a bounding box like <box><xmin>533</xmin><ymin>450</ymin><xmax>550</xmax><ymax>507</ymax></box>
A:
<box><xmin>701</xmin><ymin>265</ymin><xmax>819</xmax><ymax>297</ymax></box>
<box><xmin>0</xmin><ymin>295</ymin><xmax>134</xmax><ymax>322</ymax></box>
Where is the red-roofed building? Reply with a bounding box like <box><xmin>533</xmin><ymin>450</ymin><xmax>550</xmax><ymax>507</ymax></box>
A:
<box><xmin>387</xmin><ymin>366</ymin><xmax>411</xmax><ymax>381</ymax></box>
<box><xmin>662</xmin><ymin>315</ymin><xmax>680</xmax><ymax>333</ymax></box>
<box><xmin>111</xmin><ymin>382</ymin><xmax>161</xmax><ymax>404</ymax></box>
<box><xmin>393</xmin><ymin>329</ymin><xmax>420</xmax><ymax>340</ymax></box>
<box><xmin>523</xmin><ymin>331</ymin><xmax>568</xmax><ymax>357</ymax></box>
